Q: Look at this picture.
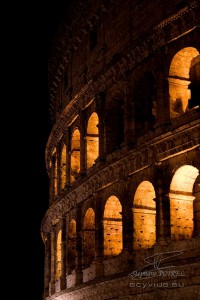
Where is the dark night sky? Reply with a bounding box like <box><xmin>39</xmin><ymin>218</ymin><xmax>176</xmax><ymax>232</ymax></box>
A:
<box><xmin>28</xmin><ymin>1</ymin><xmax>71</xmax><ymax>299</ymax></box>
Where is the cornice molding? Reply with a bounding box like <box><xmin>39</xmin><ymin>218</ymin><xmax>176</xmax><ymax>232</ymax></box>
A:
<box><xmin>48</xmin><ymin>1</ymin><xmax>199</xmax><ymax>105</ymax></box>
<box><xmin>41</xmin><ymin>119</ymin><xmax>200</xmax><ymax>240</ymax></box>
<box><xmin>46</xmin><ymin>3</ymin><xmax>199</xmax><ymax>161</ymax></box>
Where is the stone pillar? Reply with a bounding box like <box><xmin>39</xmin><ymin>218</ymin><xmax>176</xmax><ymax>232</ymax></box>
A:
<box><xmin>75</xmin><ymin>205</ymin><xmax>83</xmax><ymax>285</ymax></box>
<box><xmin>159</xmin><ymin>76</ymin><xmax>170</xmax><ymax>123</ymax></box>
<box><xmin>154</xmin><ymin>163</ymin><xmax>170</xmax><ymax>244</ymax></box>
<box><xmin>50</xmin><ymin>229</ymin><xmax>55</xmax><ymax>295</ymax></box>
<box><xmin>53</xmin><ymin>153</ymin><xmax>58</xmax><ymax>199</ymax></box>
<box><xmin>122</xmin><ymin>192</ymin><xmax>133</xmax><ymax>255</ymax></box>
<box><xmin>44</xmin><ymin>234</ymin><xmax>51</xmax><ymax>298</ymax></box>
<box><xmin>57</xmin><ymin>145</ymin><xmax>61</xmax><ymax>195</ymax></box>
<box><xmin>60</xmin><ymin>216</ymin><xmax>67</xmax><ymax>290</ymax></box>
<box><xmin>49</xmin><ymin>158</ymin><xmax>54</xmax><ymax>205</ymax></box>
<box><xmin>80</xmin><ymin>110</ymin><xmax>86</xmax><ymax>174</ymax></box>
<box><xmin>194</xmin><ymin>174</ymin><xmax>200</xmax><ymax>237</ymax></box>
<box><xmin>94</xmin><ymin>196</ymin><xmax>104</xmax><ymax>278</ymax></box>
<box><xmin>65</xmin><ymin>129</ymin><xmax>71</xmax><ymax>186</ymax></box>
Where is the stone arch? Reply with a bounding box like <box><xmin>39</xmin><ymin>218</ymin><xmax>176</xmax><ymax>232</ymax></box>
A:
<box><xmin>169</xmin><ymin>47</ymin><xmax>199</xmax><ymax>118</ymax></box>
<box><xmin>56</xmin><ymin>230</ymin><xmax>62</xmax><ymax>279</ymax></box>
<box><xmin>169</xmin><ymin>165</ymin><xmax>199</xmax><ymax>240</ymax></box>
<box><xmin>82</xmin><ymin>208</ymin><xmax>95</xmax><ymax>268</ymax></box>
<box><xmin>67</xmin><ymin>219</ymin><xmax>76</xmax><ymax>273</ymax></box>
<box><xmin>86</xmin><ymin>112</ymin><xmax>99</xmax><ymax>169</ymax></box>
<box><xmin>133</xmin><ymin>181</ymin><xmax>156</xmax><ymax>249</ymax></box>
<box><xmin>134</xmin><ymin>71</ymin><xmax>156</xmax><ymax>135</ymax></box>
<box><xmin>61</xmin><ymin>144</ymin><xmax>66</xmax><ymax>190</ymax></box>
<box><xmin>70</xmin><ymin>128</ymin><xmax>80</xmax><ymax>183</ymax></box>
<box><xmin>103</xmin><ymin>195</ymin><xmax>123</xmax><ymax>256</ymax></box>
<box><xmin>105</xmin><ymin>90</ymin><xmax>125</xmax><ymax>155</ymax></box>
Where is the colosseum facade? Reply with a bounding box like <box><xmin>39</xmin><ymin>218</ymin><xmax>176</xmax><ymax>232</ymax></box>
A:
<box><xmin>43</xmin><ymin>0</ymin><xmax>200</xmax><ymax>299</ymax></box>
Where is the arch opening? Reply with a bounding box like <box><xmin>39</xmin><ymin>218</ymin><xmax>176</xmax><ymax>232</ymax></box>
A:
<box><xmin>103</xmin><ymin>196</ymin><xmax>123</xmax><ymax>256</ymax></box>
<box><xmin>56</xmin><ymin>230</ymin><xmax>61</xmax><ymax>279</ymax></box>
<box><xmin>82</xmin><ymin>208</ymin><xmax>95</xmax><ymax>268</ymax></box>
<box><xmin>133</xmin><ymin>181</ymin><xmax>156</xmax><ymax>249</ymax></box>
<box><xmin>61</xmin><ymin>144</ymin><xmax>66</xmax><ymax>190</ymax></box>
<box><xmin>70</xmin><ymin>129</ymin><xmax>80</xmax><ymax>183</ymax></box>
<box><xmin>169</xmin><ymin>165</ymin><xmax>199</xmax><ymax>240</ymax></box>
<box><xmin>169</xmin><ymin>47</ymin><xmax>199</xmax><ymax>118</ymax></box>
<box><xmin>134</xmin><ymin>72</ymin><xmax>156</xmax><ymax>135</ymax></box>
<box><xmin>86</xmin><ymin>112</ymin><xmax>99</xmax><ymax>169</ymax></box>
<box><xmin>105</xmin><ymin>91</ymin><xmax>124</xmax><ymax>155</ymax></box>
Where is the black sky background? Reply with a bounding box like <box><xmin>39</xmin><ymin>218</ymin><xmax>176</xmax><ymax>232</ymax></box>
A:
<box><xmin>28</xmin><ymin>1</ymin><xmax>71</xmax><ymax>299</ymax></box>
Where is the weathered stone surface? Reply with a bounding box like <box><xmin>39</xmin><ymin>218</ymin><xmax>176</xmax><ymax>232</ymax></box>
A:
<box><xmin>43</xmin><ymin>0</ymin><xmax>200</xmax><ymax>299</ymax></box>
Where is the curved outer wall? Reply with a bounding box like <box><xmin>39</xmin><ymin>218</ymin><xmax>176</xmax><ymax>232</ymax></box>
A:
<box><xmin>43</xmin><ymin>0</ymin><xmax>200</xmax><ymax>299</ymax></box>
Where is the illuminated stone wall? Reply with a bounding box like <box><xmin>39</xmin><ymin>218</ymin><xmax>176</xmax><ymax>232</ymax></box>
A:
<box><xmin>43</xmin><ymin>0</ymin><xmax>200</xmax><ymax>299</ymax></box>
<box><xmin>133</xmin><ymin>181</ymin><xmax>156</xmax><ymax>249</ymax></box>
<box><xmin>86</xmin><ymin>112</ymin><xmax>99</xmax><ymax>169</ymax></box>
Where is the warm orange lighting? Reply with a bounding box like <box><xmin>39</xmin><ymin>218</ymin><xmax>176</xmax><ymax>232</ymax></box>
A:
<box><xmin>133</xmin><ymin>181</ymin><xmax>156</xmax><ymax>249</ymax></box>
<box><xmin>86</xmin><ymin>112</ymin><xmax>99</xmax><ymax>169</ymax></box>
<box><xmin>169</xmin><ymin>47</ymin><xmax>199</xmax><ymax>118</ymax></box>
<box><xmin>169</xmin><ymin>165</ymin><xmax>199</xmax><ymax>240</ymax></box>
<box><xmin>83</xmin><ymin>208</ymin><xmax>95</xmax><ymax>268</ymax></box>
<box><xmin>56</xmin><ymin>230</ymin><xmax>62</xmax><ymax>279</ymax></box>
<box><xmin>71</xmin><ymin>129</ymin><xmax>80</xmax><ymax>183</ymax></box>
<box><xmin>103</xmin><ymin>196</ymin><xmax>123</xmax><ymax>256</ymax></box>
<box><xmin>61</xmin><ymin>144</ymin><xmax>67</xmax><ymax>190</ymax></box>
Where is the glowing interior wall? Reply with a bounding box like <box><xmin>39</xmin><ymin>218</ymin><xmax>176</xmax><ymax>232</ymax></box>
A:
<box><xmin>82</xmin><ymin>208</ymin><xmax>95</xmax><ymax>267</ymax></box>
<box><xmin>133</xmin><ymin>181</ymin><xmax>156</xmax><ymax>249</ymax></box>
<box><xmin>56</xmin><ymin>230</ymin><xmax>62</xmax><ymax>279</ymax></box>
<box><xmin>71</xmin><ymin>129</ymin><xmax>80</xmax><ymax>183</ymax></box>
<box><xmin>169</xmin><ymin>165</ymin><xmax>199</xmax><ymax>240</ymax></box>
<box><xmin>169</xmin><ymin>47</ymin><xmax>199</xmax><ymax>118</ymax></box>
<box><xmin>103</xmin><ymin>196</ymin><xmax>123</xmax><ymax>256</ymax></box>
<box><xmin>61</xmin><ymin>144</ymin><xmax>66</xmax><ymax>190</ymax></box>
<box><xmin>67</xmin><ymin>219</ymin><xmax>76</xmax><ymax>273</ymax></box>
<box><xmin>86</xmin><ymin>112</ymin><xmax>99</xmax><ymax>169</ymax></box>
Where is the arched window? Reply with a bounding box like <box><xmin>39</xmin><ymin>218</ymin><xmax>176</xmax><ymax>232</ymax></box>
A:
<box><xmin>169</xmin><ymin>47</ymin><xmax>199</xmax><ymax>118</ymax></box>
<box><xmin>105</xmin><ymin>91</ymin><xmax>124</xmax><ymax>155</ymax></box>
<box><xmin>67</xmin><ymin>219</ymin><xmax>76</xmax><ymax>273</ymax></box>
<box><xmin>134</xmin><ymin>72</ymin><xmax>156</xmax><ymax>135</ymax></box>
<box><xmin>86</xmin><ymin>112</ymin><xmax>99</xmax><ymax>169</ymax></box>
<box><xmin>169</xmin><ymin>165</ymin><xmax>199</xmax><ymax>240</ymax></box>
<box><xmin>61</xmin><ymin>144</ymin><xmax>66</xmax><ymax>190</ymax></box>
<box><xmin>82</xmin><ymin>208</ymin><xmax>95</xmax><ymax>268</ymax></box>
<box><xmin>133</xmin><ymin>181</ymin><xmax>156</xmax><ymax>249</ymax></box>
<box><xmin>70</xmin><ymin>129</ymin><xmax>80</xmax><ymax>183</ymax></box>
<box><xmin>56</xmin><ymin>230</ymin><xmax>62</xmax><ymax>279</ymax></box>
<box><xmin>103</xmin><ymin>196</ymin><xmax>123</xmax><ymax>256</ymax></box>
